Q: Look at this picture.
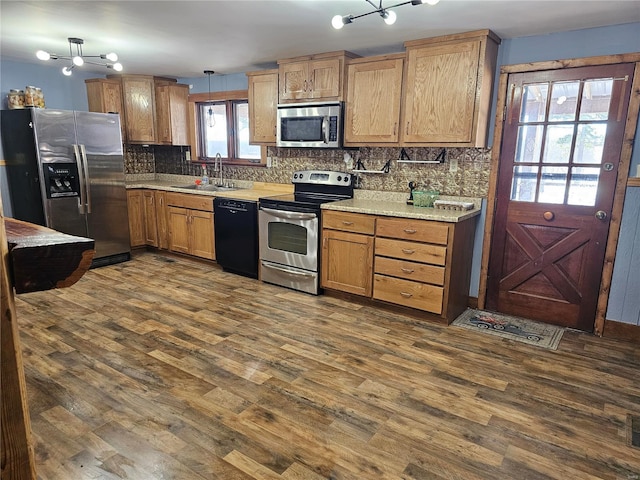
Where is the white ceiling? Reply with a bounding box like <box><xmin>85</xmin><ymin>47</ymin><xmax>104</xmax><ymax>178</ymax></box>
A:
<box><xmin>1</xmin><ymin>0</ymin><xmax>639</xmax><ymax>79</ymax></box>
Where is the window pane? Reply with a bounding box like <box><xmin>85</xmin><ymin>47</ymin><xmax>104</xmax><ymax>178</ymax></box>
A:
<box><xmin>539</xmin><ymin>166</ymin><xmax>568</xmax><ymax>204</ymax></box>
<box><xmin>579</xmin><ymin>79</ymin><xmax>613</xmax><ymax>120</ymax></box>
<box><xmin>234</xmin><ymin>102</ymin><xmax>261</xmax><ymax>159</ymax></box>
<box><xmin>568</xmin><ymin>167</ymin><xmax>600</xmax><ymax>206</ymax></box>
<box><xmin>573</xmin><ymin>123</ymin><xmax>607</xmax><ymax>164</ymax></box>
<box><xmin>543</xmin><ymin>125</ymin><xmax>574</xmax><ymax>164</ymax></box>
<box><xmin>201</xmin><ymin>103</ymin><xmax>228</xmax><ymax>158</ymax></box>
<box><xmin>511</xmin><ymin>165</ymin><xmax>538</xmax><ymax>202</ymax></box>
<box><xmin>549</xmin><ymin>82</ymin><xmax>579</xmax><ymax>122</ymax></box>
<box><xmin>515</xmin><ymin>125</ymin><xmax>544</xmax><ymax>163</ymax></box>
<box><xmin>520</xmin><ymin>83</ymin><xmax>548</xmax><ymax>122</ymax></box>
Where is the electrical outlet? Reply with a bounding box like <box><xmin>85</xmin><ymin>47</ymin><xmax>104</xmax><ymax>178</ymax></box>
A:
<box><xmin>266</xmin><ymin>157</ymin><xmax>272</xmax><ymax>168</ymax></box>
<box><xmin>185</xmin><ymin>150</ymin><xmax>191</xmax><ymax>161</ymax></box>
<box><xmin>449</xmin><ymin>157</ymin><xmax>458</xmax><ymax>173</ymax></box>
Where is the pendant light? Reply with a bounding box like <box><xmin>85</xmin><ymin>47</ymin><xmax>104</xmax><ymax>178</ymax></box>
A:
<box><xmin>204</xmin><ymin>70</ymin><xmax>215</xmax><ymax>128</ymax></box>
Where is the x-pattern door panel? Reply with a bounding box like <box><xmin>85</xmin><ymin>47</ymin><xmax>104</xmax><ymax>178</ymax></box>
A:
<box><xmin>487</xmin><ymin>63</ymin><xmax>634</xmax><ymax>331</ymax></box>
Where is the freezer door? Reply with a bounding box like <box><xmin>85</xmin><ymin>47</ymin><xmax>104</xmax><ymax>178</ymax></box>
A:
<box><xmin>74</xmin><ymin>111</ymin><xmax>130</xmax><ymax>259</ymax></box>
<box><xmin>32</xmin><ymin>109</ymin><xmax>88</xmax><ymax>238</ymax></box>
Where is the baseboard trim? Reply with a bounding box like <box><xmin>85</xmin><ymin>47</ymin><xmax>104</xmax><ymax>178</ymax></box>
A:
<box><xmin>602</xmin><ymin>319</ymin><xmax>640</xmax><ymax>343</ymax></box>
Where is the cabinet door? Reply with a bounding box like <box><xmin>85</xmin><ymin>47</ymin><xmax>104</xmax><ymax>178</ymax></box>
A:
<box><xmin>155</xmin><ymin>84</ymin><xmax>171</xmax><ymax>144</ymax></box>
<box><xmin>142</xmin><ymin>190</ymin><xmax>158</xmax><ymax>247</ymax></box>
<box><xmin>168</xmin><ymin>206</ymin><xmax>190</xmax><ymax>254</ymax></box>
<box><xmin>308</xmin><ymin>58</ymin><xmax>341</xmax><ymax>99</ymax></box>
<box><xmin>190</xmin><ymin>210</ymin><xmax>215</xmax><ymax>260</ymax></box>
<box><xmin>126</xmin><ymin>190</ymin><xmax>145</xmax><ymax>247</ymax></box>
<box><xmin>345</xmin><ymin>58</ymin><xmax>403</xmax><ymax>144</ymax></box>
<box><xmin>321</xmin><ymin>229</ymin><xmax>373</xmax><ymax>296</ymax></box>
<box><xmin>121</xmin><ymin>76</ymin><xmax>156</xmax><ymax>143</ymax></box>
<box><xmin>279</xmin><ymin>61</ymin><xmax>310</xmax><ymax>101</ymax></box>
<box><xmin>248</xmin><ymin>71</ymin><xmax>278</xmax><ymax>144</ymax></box>
<box><xmin>86</xmin><ymin>79</ymin><xmax>125</xmax><ymax>140</ymax></box>
<box><xmin>403</xmin><ymin>40</ymin><xmax>480</xmax><ymax>144</ymax></box>
<box><xmin>168</xmin><ymin>84</ymin><xmax>189</xmax><ymax>146</ymax></box>
<box><xmin>155</xmin><ymin>191</ymin><xmax>169</xmax><ymax>250</ymax></box>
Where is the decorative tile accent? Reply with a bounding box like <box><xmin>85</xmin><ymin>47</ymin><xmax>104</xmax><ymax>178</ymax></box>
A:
<box><xmin>126</xmin><ymin>144</ymin><xmax>493</xmax><ymax>198</ymax></box>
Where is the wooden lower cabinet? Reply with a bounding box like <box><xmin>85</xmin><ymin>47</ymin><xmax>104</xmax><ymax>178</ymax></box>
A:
<box><xmin>322</xmin><ymin>210</ymin><xmax>476</xmax><ymax>322</ymax></box>
<box><xmin>166</xmin><ymin>193</ymin><xmax>215</xmax><ymax>260</ymax></box>
<box><xmin>155</xmin><ymin>191</ymin><xmax>169</xmax><ymax>250</ymax></box>
<box><xmin>143</xmin><ymin>190</ymin><xmax>158</xmax><ymax>247</ymax></box>
<box><xmin>127</xmin><ymin>190</ymin><xmax>145</xmax><ymax>247</ymax></box>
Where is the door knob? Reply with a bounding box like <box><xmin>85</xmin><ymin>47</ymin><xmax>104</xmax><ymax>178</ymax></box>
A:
<box><xmin>543</xmin><ymin>211</ymin><xmax>555</xmax><ymax>221</ymax></box>
<box><xmin>595</xmin><ymin>210</ymin><xmax>607</xmax><ymax>220</ymax></box>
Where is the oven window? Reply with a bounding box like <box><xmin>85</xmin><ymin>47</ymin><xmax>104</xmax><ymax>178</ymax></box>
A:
<box><xmin>268</xmin><ymin>222</ymin><xmax>307</xmax><ymax>255</ymax></box>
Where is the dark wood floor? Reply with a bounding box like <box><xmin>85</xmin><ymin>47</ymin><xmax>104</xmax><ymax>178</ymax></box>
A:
<box><xmin>14</xmin><ymin>251</ymin><xmax>640</xmax><ymax>480</ymax></box>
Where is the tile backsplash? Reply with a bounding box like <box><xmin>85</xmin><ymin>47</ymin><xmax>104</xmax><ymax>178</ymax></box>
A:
<box><xmin>124</xmin><ymin>144</ymin><xmax>492</xmax><ymax>197</ymax></box>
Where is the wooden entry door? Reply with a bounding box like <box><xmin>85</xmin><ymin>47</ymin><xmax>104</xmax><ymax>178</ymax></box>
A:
<box><xmin>486</xmin><ymin>63</ymin><xmax>635</xmax><ymax>331</ymax></box>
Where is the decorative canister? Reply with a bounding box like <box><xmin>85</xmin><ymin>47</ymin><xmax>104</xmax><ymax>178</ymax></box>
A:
<box><xmin>24</xmin><ymin>85</ymin><xmax>37</xmax><ymax>107</ymax></box>
<box><xmin>35</xmin><ymin>87</ymin><xmax>45</xmax><ymax>108</ymax></box>
<box><xmin>8</xmin><ymin>89</ymin><xmax>25</xmax><ymax>109</ymax></box>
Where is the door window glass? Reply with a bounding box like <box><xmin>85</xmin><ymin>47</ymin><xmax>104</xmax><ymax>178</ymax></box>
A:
<box><xmin>543</xmin><ymin>125</ymin><xmax>574</xmax><ymax>164</ymax></box>
<box><xmin>549</xmin><ymin>82</ymin><xmax>579</xmax><ymax>121</ymax></box>
<box><xmin>515</xmin><ymin>125</ymin><xmax>543</xmax><ymax>163</ymax></box>
<box><xmin>538</xmin><ymin>166</ymin><xmax>568</xmax><ymax>204</ymax></box>
<box><xmin>574</xmin><ymin>123</ymin><xmax>607</xmax><ymax>164</ymax></box>
<box><xmin>568</xmin><ymin>167</ymin><xmax>600</xmax><ymax>206</ymax></box>
<box><xmin>511</xmin><ymin>166</ymin><xmax>538</xmax><ymax>202</ymax></box>
<box><xmin>579</xmin><ymin>79</ymin><xmax>613</xmax><ymax>120</ymax></box>
<box><xmin>520</xmin><ymin>83</ymin><xmax>548</xmax><ymax>122</ymax></box>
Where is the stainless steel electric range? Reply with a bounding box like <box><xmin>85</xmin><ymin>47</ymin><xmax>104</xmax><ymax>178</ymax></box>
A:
<box><xmin>258</xmin><ymin>170</ymin><xmax>354</xmax><ymax>295</ymax></box>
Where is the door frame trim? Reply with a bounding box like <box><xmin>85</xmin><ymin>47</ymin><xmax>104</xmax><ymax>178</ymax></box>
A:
<box><xmin>478</xmin><ymin>53</ymin><xmax>640</xmax><ymax>336</ymax></box>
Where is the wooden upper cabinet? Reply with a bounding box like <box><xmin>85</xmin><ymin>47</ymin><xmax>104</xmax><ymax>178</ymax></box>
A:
<box><xmin>401</xmin><ymin>29</ymin><xmax>500</xmax><ymax>147</ymax></box>
<box><xmin>155</xmin><ymin>82</ymin><xmax>189</xmax><ymax>145</ymax></box>
<box><xmin>278</xmin><ymin>51</ymin><xmax>358</xmax><ymax>103</ymax></box>
<box><xmin>85</xmin><ymin>78</ymin><xmax>125</xmax><ymax>140</ymax></box>
<box><xmin>119</xmin><ymin>75</ymin><xmax>157</xmax><ymax>143</ymax></box>
<box><xmin>247</xmin><ymin>69</ymin><xmax>278</xmax><ymax>145</ymax></box>
<box><xmin>344</xmin><ymin>55</ymin><xmax>404</xmax><ymax>146</ymax></box>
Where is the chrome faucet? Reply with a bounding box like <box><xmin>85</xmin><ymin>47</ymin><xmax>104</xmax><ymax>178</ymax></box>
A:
<box><xmin>213</xmin><ymin>153</ymin><xmax>223</xmax><ymax>186</ymax></box>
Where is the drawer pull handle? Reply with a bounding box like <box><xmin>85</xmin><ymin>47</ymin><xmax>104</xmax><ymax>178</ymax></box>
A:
<box><xmin>342</xmin><ymin>221</ymin><xmax>354</xmax><ymax>226</ymax></box>
<box><xmin>400</xmin><ymin>292</ymin><xmax>413</xmax><ymax>298</ymax></box>
<box><xmin>401</xmin><ymin>268</ymin><xmax>414</xmax><ymax>273</ymax></box>
<box><xmin>402</xmin><ymin>249</ymin><xmax>415</xmax><ymax>255</ymax></box>
<box><xmin>404</xmin><ymin>229</ymin><xmax>417</xmax><ymax>234</ymax></box>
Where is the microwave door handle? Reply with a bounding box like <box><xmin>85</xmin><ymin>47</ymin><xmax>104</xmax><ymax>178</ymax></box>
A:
<box><xmin>322</xmin><ymin>116</ymin><xmax>329</xmax><ymax>144</ymax></box>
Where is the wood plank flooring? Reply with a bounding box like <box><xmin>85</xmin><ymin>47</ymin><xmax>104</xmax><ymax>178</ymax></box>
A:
<box><xmin>14</xmin><ymin>251</ymin><xmax>640</xmax><ymax>480</ymax></box>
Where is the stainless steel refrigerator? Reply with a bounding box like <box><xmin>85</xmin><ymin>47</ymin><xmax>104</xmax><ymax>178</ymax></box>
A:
<box><xmin>1</xmin><ymin>109</ymin><xmax>131</xmax><ymax>267</ymax></box>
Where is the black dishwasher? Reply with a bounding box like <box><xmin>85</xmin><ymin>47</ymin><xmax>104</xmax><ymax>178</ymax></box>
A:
<box><xmin>213</xmin><ymin>197</ymin><xmax>258</xmax><ymax>278</ymax></box>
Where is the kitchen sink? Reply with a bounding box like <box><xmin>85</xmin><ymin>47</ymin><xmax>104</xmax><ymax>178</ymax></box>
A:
<box><xmin>170</xmin><ymin>184</ymin><xmax>239</xmax><ymax>192</ymax></box>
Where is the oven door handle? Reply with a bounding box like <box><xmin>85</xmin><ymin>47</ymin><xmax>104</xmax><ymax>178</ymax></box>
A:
<box><xmin>260</xmin><ymin>207</ymin><xmax>317</xmax><ymax>221</ymax></box>
<box><xmin>261</xmin><ymin>261</ymin><xmax>316</xmax><ymax>278</ymax></box>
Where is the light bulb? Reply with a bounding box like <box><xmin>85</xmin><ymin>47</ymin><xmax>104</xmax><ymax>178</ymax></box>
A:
<box><xmin>332</xmin><ymin>14</ymin><xmax>345</xmax><ymax>29</ymax></box>
<box><xmin>36</xmin><ymin>50</ymin><xmax>51</xmax><ymax>61</ymax></box>
<box><xmin>62</xmin><ymin>66</ymin><xmax>73</xmax><ymax>76</ymax></box>
<box><xmin>113</xmin><ymin>62</ymin><xmax>123</xmax><ymax>72</ymax></box>
<box><xmin>73</xmin><ymin>55</ymin><xmax>84</xmax><ymax>66</ymax></box>
<box><xmin>383</xmin><ymin>10</ymin><xmax>396</xmax><ymax>25</ymax></box>
<box><xmin>207</xmin><ymin>107</ymin><xmax>215</xmax><ymax>128</ymax></box>
<box><xmin>106</xmin><ymin>52</ymin><xmax>118</xmax><ymax>62</ymax></box>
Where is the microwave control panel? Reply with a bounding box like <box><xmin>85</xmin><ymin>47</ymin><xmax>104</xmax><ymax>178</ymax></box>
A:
<box><xmin>328</xmin><ymin>116</ymin><xmax>338</xmax><ymax>142</ymax></box>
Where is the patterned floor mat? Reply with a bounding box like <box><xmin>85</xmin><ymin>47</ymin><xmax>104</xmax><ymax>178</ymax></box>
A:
<box><xmin>452</xmin><ymin>308</ymin><xmax>565</xmax><ymax>350</ymax></box>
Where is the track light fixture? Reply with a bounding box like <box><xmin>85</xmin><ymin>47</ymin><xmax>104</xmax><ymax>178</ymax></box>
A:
<box><xmin>36</xmin><ymin>37</ymin><xmax>123</xmax><ymax>76</ymax></box>
<box><xmin>332</xmin><ymin>0</ymin><xmax>440</xmax><ymax>29</ymax></box>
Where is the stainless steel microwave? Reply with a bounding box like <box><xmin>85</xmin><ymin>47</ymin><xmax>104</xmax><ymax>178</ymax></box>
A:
<box><xmin>276</xmin><ymin>102</ymin><xmax>342</xmax><ymax>148</ymax></box>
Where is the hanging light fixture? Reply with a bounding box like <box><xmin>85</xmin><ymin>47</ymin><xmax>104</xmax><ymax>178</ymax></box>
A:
<box><xmin>36</xmin><ymin>37</ymin><xmax>123</xmax><ymax>76</ymax></box>
<box><xmin>332</xmin><ymin>0</ymin><xmax>440</xmax><ymax>29</ymax></box>
<box><xmin>204</xmin><ymin>70</ymin><xmax>215</xmax><ymax>128</ymax></box>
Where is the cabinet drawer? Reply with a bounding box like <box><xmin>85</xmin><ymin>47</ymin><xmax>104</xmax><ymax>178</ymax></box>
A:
<box><xmin>374</xmin><ymin>256</ymin><xmax>445</xmax><ymax>285</ymax></box>
<box><xmin>375</xmin><ymin>237</ymin><xmax>446</xmax><ymax>266</ymax></box>
<box><xmin>323</xmin><ymin>211</ymin><xmax>375</xmax><ymax>235</ymax></box>
<box><xmin>166</xmin><ymin>192</ymin><xmax>214</xmax><ymax>212</ymax></box>
<box><xmin>376</xmin><ymin>217</ymin><xmax>449</xmax><ymax>245</ymax></box>
<box><xmin>373</xmin><ymin>274</ymin><xmax>443</xmax><ymax>314</ymax></box>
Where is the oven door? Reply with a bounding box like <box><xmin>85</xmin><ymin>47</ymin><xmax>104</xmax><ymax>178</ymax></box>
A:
<box><xmin>259</xmin><ymin>206</ymin><xmax>318</xmax><ymax>271</ymax></box>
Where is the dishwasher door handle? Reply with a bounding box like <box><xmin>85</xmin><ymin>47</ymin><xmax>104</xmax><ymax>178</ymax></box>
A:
<box><xmin>260</xmin><ymin>207</ymin><xmax>317</xmax><ymax>221</ymax></box>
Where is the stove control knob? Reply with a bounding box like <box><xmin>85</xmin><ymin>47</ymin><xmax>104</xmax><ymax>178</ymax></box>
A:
<box><xmin>344</xmin><ymin>176</ymin><xmax>350</xmax><ymax>182</ymax></box>
<box><xmin>337</xmin><ymin>175</ymin><xmax>342</xmax><ymax>182</ymax></box>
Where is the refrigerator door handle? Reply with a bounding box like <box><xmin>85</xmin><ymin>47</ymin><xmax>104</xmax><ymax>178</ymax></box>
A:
<box><xmin>79</xmin><ymin>144</ymin><xmax>91</xmax><ymax>214</ymax></box>
<box><xmin>73</xmin><ymin>144</ymin><xmax>87</xmax><ymax>215</ymax></box>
